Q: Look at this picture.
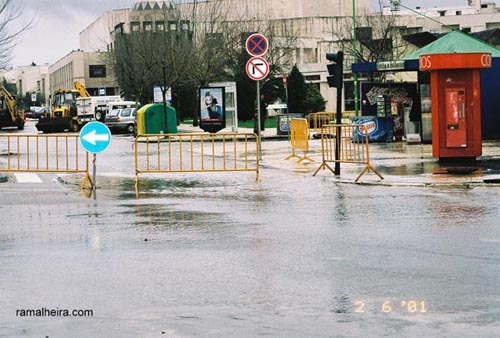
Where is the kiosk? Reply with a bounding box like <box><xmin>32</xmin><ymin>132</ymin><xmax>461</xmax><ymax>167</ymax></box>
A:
<box><xmin>420</xmin><ymin>52</ymin><xmax>492</xmax><ymax>159</ymax></box>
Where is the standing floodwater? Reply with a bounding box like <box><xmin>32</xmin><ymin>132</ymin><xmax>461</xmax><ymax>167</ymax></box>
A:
<box><xmin>1</xmin><ymin>124</ymin><xmax>499</xmax><ymax>337</ymax></box>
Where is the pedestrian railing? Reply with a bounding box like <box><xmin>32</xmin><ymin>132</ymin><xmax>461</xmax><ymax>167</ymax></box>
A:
<box><xmin>312</xmin><ymin>124</ymin><xmax>384</xmax><ymax>182</ymax></box>
<box><xmin>285</xmin><ymin>118</ymin><xmax>314</xmax><ymax>162</ymax></box>
<box><xmin>134</xmin><ymin>132</ymin><xmax>260</xmax><ymax>187</ymax></box>
<box><xmin>0</xmin><ymin>134</ymin><xmax>92</xmax><ymax>189</ymax></box>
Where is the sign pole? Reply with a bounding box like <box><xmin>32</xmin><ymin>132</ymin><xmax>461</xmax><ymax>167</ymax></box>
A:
<box><xmin>92</xmin><ymin>154</ymin><xmax>97</xmax><ymax>199</ymax></box>
<box><xmin>245</xmin><ymin>33</ymin><xmax>269</xmax><ymax>162</ymax></box>
<box><xmin>257</xmin><ymin>80</ymin><xmax>262</xmax><ymax>160</ymax></box>
<box><xmin>79</xmin><ymin>121</ymin><xmax>112</xmax><ymax>199</ymax></box>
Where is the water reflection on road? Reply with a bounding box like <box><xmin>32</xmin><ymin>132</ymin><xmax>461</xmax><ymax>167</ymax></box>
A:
<box><xmin>1</xmin><ymin>152</ymin><xmax>500</xmax><ymax>337</ymax></box>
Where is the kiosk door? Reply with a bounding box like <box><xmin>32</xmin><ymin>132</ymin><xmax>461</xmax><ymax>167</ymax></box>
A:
<box><xmin>445</xmin><ymin>87</ymin><xmax>467</xmax><ymax>148</ymax></box>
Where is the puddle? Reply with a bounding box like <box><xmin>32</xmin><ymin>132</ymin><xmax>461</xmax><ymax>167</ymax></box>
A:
<box><xmin>379</xmin><ymin>158</ymin><xmax>500</xmax><ymax>177</ymax></box>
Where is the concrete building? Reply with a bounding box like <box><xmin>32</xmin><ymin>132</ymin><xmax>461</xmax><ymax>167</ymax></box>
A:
<box><xmin>1</xmin><ymin>63</ymin><xmax>50</xmax><ymax>106</ymax></box>
<box><xmin>383</xmin><ymin>1</ymin><xmax>500</xmax><ymax>34</ymax></box>
<box><xmin>48</xmin><ymin>50</ymin><xmax>118</xmax><ymax>97</ymax></box>
<box><xmin>65</xmin><ymin>0</ymin><xmax>500</xmax><ymax>112</ymax></box>
<box><xmin>77</xmin><ymin>0</ymin><xmax>372</xmax><ymax>111</ymax></box>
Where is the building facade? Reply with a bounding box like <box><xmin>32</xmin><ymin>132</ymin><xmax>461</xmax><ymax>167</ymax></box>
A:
<box><xmin>49</xmin><ymin>50</ymin><xmax>118</xmax><ymax>97</ymax></box>
<box><xmin>63</xmin><ymin>0</ymin><xmax>500</xmax><ymax>112</ymax></box>
<box><xmin>0</xmin><ymin>64</ymin><xmax>50</xmax><ymax>106</ymax></box>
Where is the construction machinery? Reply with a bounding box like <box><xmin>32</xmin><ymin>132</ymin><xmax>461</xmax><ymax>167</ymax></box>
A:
<box><xmin>36</xmin><ymin>81</ymin><xmax>90</xmax><ymax>133</ymax></box>
<box><xmin>0</xmin><ymin>85</ymin><xmax>25</xmax><ymax>130</ymax></box>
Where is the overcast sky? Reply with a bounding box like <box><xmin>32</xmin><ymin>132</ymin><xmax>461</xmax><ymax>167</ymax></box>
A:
<box><xmin>10</xmin><ymin>0</ymin><xmax>136</xmax><ymax>67</ymax></box>
<box><xmin>8</xmin><ymin>0</ymin><xmax>500</xmax><ymax>68</ymax></box>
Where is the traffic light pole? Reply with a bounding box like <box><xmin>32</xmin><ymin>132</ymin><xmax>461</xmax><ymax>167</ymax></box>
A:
<box><xmin>326</xmin><ymin>51</ymin><xmax>344</xmax><ymax>176</ymax></box>
<box><xmin>335</xmin><ymin>83</ymin><xmax>342</xmax><ymax>176</ymax></box>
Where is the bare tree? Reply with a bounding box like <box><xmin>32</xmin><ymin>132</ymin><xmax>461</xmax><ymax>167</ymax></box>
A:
<box><xmin>0</xmin><ymin>0</ymin><xmax>33</xmax><ymax>69</ymax></box>
<box><xmin>325</xmin><ymin>2</ymin><xmax>412</xmax><ymax>78</ymax></box>
<box><xmin>109</xmin><ymin>0</ymin><xmax>299</xmax><ymax>117</ymax></box>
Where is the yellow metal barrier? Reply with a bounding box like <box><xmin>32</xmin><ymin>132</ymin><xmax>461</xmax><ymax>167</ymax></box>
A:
<box><xmin>312</xmin><ymin>124</ymin><xmax>384</xmax><ymax>182</ymax></box>
<box><xmin>0</xmin><ymin>134</ymin><xmax>92</xmax><ymax>189</ymax></box>
<box><xmin>134</xmin><ymin>132</ymin><xmax>260</xmax><ymax>186</ymax></box>
<box><xmin>308</xmin><ymin>112</ymin><xmax>354</xmax><ymax>134</ymax></box>
<box><xmin>285</xmin><ymin>118</ymin><xmax>313</xmax><ymax>162</ymax></box>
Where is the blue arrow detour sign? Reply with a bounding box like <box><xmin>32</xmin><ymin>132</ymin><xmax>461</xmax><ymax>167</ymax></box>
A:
<box><xmin>79</xmin><ymin>121</ymin><xmax>112</xmax><ymax>154</ymax></box>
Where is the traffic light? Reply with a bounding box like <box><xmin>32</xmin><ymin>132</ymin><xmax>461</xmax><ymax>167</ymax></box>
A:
<box><xmin>326</xmin><ymin>51</ymin><xmax>344</xmax><ymax>89</ymax></box>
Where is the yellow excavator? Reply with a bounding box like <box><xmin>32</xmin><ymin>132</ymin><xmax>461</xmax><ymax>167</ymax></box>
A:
<box><xmin>0</xmin><ymin>85</ymin><xmax>25</xmax><ymax>130</ymax></box>
<box><xmin>36</xmin><ymin>81</ymin><xmax>90</xmax><ymax>133</ymax></box>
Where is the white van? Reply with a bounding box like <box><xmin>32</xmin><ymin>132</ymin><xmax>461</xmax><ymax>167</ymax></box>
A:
<box><xmin>76</xmin><ymin>95</ymin><xmax>121</xmax><ymax>123</ymax></box>
<box><xmin>107</xmin><ymin>101</ymin><xmax>138</xmax><ymax>114</ymax></box>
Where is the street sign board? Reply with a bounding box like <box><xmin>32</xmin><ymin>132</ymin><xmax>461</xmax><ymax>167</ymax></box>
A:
<box><xmin>245</xmin><ymin>33</ymin><xmax>268</xmax><ymax>57</ymax></box>
<box><xmin>98</xmin><ymin>86</ymin><xmax>106</xmax><ymax>96</ymax></box>
<box><xmin>79</xmin><ymin>121</ymin><xmax>112</xmax><ymax>154</ymax></box>
<box><xmin>245</xmin><ymin>56</ymin><xmax>270</xmax><ymax>81</ymax></box>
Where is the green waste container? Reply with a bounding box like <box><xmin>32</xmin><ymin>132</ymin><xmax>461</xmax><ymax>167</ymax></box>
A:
<box><xmin>136</xmin><ymin>103</ymin><xmax>177</xmax><ymax>134</ymax></box>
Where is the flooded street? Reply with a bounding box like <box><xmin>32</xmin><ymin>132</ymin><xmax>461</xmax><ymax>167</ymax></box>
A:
<box><xmin>1</xmin><ymin>128</ymin><xmax>500</xmax><ymax>337</ymax></box>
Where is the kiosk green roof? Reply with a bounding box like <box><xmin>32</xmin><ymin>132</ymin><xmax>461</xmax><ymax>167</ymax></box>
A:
<box><xmin>403</xmin><ymin>30</ymin><xmax>500</xmax><ymax>60</ymax></box>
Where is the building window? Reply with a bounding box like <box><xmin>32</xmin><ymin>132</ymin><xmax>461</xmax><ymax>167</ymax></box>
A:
<box><xmin>462</xmin><ymin>27</ymin><xmax>471</xmax><ymax>33</ymax></box>
<box><xmin>356</xmin><ymin>27</ymin><xmax>373</xmax><ymax>42</ymax></box>
<box><xmin>456</xmin><ymin>11</ymin><xmax>462</xmax><ymax>15</ymax></box>
<box><xmin>131</xmin><ymin>22</ymin><xmax>140</xmax><ymax>32</ymax></box>
<box><xmin>438</xmin><ymin>11</ymin><xmax>446</xmax><ymax>17</ymax></box>
<box><xmin>89</xmin><ymin>65</ymin><xmax>106</xmax><ymax>78</ymax></box>
<box><xmin>144</xmin><ymin>21</ymin><xmax>152</xmax><ymax>31</ymax></box>
<box><xmin>181</xmin><ymin>20</ymin><xmax>189</xmax><ymax>31</ymax></box>
<box><xmin>156</xmin><ymin>21</ymin><xmax>165</xmax><ymax>31</ymax></box>
<box><xmin>305</xmin><ymin>75</ymin><xmax>321</xmax><ymax>82</ymax></box>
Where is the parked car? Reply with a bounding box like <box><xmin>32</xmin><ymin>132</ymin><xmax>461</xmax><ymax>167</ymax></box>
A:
<box><xmin>104</xmin><ymin>107</ymin><xmax>137</xmax><ymax>134</ymax></box>
<box><xmin>25</xmin><ymin>106</ymin><xmax>49</xmax><ymax>119</ymax></box>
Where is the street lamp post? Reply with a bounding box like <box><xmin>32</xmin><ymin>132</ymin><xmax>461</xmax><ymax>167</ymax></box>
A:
<box><xmin>352</xmin><ymin>0</ymin><xmax>359</xmax><ymax>117</ymax></box>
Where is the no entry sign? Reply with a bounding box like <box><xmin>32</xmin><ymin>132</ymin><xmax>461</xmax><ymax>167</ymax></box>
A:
<box><xmin>245</xmin><ymin>33</ymin><xmax>268</xmax><ymax>57</ymax></box>
<box><xmin>246</xmin><ymin>56</ymin><xmax>270</xmax><ymax>81</ymax></box>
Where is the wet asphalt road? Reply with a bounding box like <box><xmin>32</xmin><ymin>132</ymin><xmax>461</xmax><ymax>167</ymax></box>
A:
<box><xmin>1</xmin><ymin>121</ymin><xmax>499</xmax><ymax>337</ymax></box>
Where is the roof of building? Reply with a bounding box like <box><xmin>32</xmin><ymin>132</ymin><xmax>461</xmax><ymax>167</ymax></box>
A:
<box><xmin>403</xmin><ymin>30</ymin><xmax>500</xmax><ymax>60</ymax></box>
<box><xmin>402</xmin><ymin>32</ymin><xmax>439</xmax><ymax>49</ymax></box>
<box><xmin>133</xmin><ymin>1</ymin><xmax>175</xmax><ymax>11</ymax></box>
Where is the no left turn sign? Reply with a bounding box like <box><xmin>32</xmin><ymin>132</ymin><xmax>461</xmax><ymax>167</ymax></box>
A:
<box><xmin>245</xmin><ymin>56</ymin><xmax>270</xmax><ymax>81</ymax></box>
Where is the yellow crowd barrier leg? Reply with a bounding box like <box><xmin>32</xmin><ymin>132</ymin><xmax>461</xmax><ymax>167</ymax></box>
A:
<box><xmin>354</xmin><ymin>167</ymin><xmax>369</xmax><ymax>183</ymax></box>
<box><xmin>297</xmin><ymin>152</ymin><xmax>314</xmax><ymax>163</ymax></box>
<box><xmin>368</xmin><ymin>164</ymin><xmax>384</xmax><ymax>180</ymax></box>
<box><xmin>79</xmin><ymin>171</ymin><xmax>94</xmax><ymax>194</ymax></box>
<box><xmin>312</xmin><ymin>161</ymin><xmax>335</xmax><ymax>176</ymax></box>
<box><xmin>285</xmin><ymin>148</ymin><xmax>301</xmax><ymax>160</ymax></box>
<box><xmin>354</xmin><ymin>164</ymin><xmax>384</xmax><ymax>182</ymax></box>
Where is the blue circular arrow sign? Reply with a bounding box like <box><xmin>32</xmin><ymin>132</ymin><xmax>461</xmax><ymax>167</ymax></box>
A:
<box><xmin>79</xmin><ymin>121</ymin><xmax>112</xmax><ymax>154</ymax></box>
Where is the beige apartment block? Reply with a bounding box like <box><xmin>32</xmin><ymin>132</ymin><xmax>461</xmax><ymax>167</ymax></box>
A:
<box><xmin>48</xmin><ymin>50</ymin><xmax>118</xmax><ymax>97</ymax></box>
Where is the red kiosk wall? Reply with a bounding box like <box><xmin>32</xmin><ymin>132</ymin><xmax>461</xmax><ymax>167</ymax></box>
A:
<box><xmin>430</xmin><ymin>69</ymin><xmax>482</xmax><ymax>158</ymax></box>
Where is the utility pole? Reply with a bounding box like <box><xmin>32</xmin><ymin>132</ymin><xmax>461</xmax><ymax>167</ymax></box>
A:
<box><xmin>352</xmin><ymin>0</ymin><xmax>359</xmax><ymax>117</ymax></box>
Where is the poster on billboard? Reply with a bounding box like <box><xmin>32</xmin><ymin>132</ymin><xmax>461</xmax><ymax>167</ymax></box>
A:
<box><xmin>199</xmin><ymin>87</ymin><xmax>225</xmax><ymax>133</ymax></box>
